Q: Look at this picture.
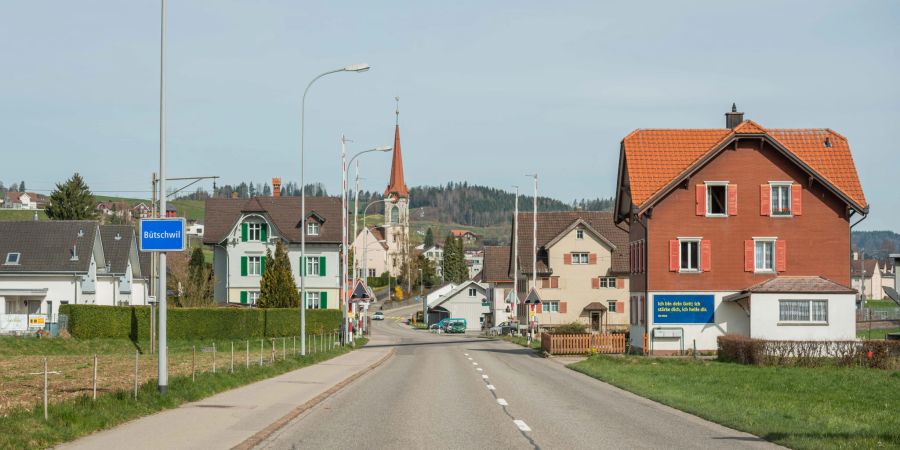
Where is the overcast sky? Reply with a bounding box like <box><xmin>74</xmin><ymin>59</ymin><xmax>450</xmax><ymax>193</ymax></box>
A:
<box><xmin>1</xmin><ymin>1</ymin><xmax>898</xmax><ymax>230</ymax></box>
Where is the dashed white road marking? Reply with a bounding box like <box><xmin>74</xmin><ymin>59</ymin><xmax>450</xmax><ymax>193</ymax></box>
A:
<box><xmin>482</xmin><ymin>374</ymin><xmax>489</xmax><ymax>379</ymax></box>
<box><xmin>513</xmin><ymin>420</ymin><xmax>531</xmax><ymax>432</ymax></box>
<box><xmin>464</xmin><ymin>353</ymin><xmax>469</xmax><ymax>356</ymax></box>
<box><xmin>497</xmin><ymin>398</ymin><xmax>508</xmax><ymax>406</ymax></box>
<box><xmin>476</xmin><ymin>368</ymin><xmax>483</xmax><ymax>372</ymax></box>
<box><xmin>473</xmin><ymin>362</ymin><xmax>478</xmax><ymax>366</ymax></box>
<box><xmin>467</xmin><ymin>357</ymin><xmax>473</xmax><ymax>360</ymax></box>
<box><xmin>486</xmin><ymin>384</ymin><xmax>496</xmax><ymax>390</ymax></box>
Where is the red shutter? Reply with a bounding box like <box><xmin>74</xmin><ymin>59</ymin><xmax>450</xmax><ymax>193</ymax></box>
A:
<box><xmin>669</xmin><ymin>240</ymin><xmax>679</xmax><ymax>272</ymax></box>
<box><xmin>541</xmin><ymin>277</ymin><xmax>550</xmax><ymax>288</ymax></box>
<box><xmin>776</xmin><ymin>240</ymin><xmax>787</xmax><ymax>272</ymax></box>
<box><xmin>536</xmin><ymin>303</ymin><xmax>543</xmax><ymax>314</ymax></box>
<box><xmin>744</xmin><ymin>240</ymin><xmax>754</xmax><ymax>272</ymax></box>
<box><xmin>616</xmin><ymin>278</ymin><xmax>625</xmax><ymax>289</ymax></box>
<box><xmin>791</xmin><ymin>184</ymin><xmax>802</xmax><ymax>216</ymax></box>
<box><xmin>617</xmin><ymin>301</ymin><xmax>624</xmax><ymax>314</ymax></box>
<box><xmin>589</xmin><ymin>253</ymin><xmax>598</xmax><ymax>265</ymax></box>
<box><xmin>563</xmin><ymin>253</ymin><xmax>572</xmax><ymax>265</ymax></box>
<box><xmin>696</xmin><ymin>184</ymin><xmax>706</xmax><ymax>216</ymax></box>
<box><xmin>701</xmin><ymin>240</ymin><xmax>712</xmax><ymax>272</ymax></box>
<box><xmin>591</xmin><ymin>277</ymin><xmax>599</xmax><ymax>289</ymax></box>
<box><xmin>550</xmin><ymin>277</ymin><xmax>559</xmax><ymax>288</ymax></box>
<box><xmin>728</xmin><ymin>184</ymin><xmax>738</xmax><ymax>216</ymax></box>
<box><xmin>559</xmin><ymin>302</ymin><xmax>567</xmax><ymax>314</ymax></box>
<box><xmin>760</xmin><ymin>184</ymin><xmax>770</xmax><ymax>216</ymax></box>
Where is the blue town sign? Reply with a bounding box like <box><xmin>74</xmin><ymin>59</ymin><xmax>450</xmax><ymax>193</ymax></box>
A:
<box><xmin>139</xmin><ymin>218</ymin><xmax>186</xmax><ymax>252</ymax></box>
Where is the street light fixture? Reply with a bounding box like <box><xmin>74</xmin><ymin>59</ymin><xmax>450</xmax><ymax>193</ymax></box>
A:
<box><xmin>299</xmin><ymin>63</ymin><xmax>370</xmax><ymax>356</ymax></box>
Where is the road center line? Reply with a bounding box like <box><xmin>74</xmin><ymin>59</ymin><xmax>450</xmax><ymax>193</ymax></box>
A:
<box><xmin>482</xmin><ymin>374</ymin><xmax>489</xmax><ymax>379</ymax></box>
<box><xmin>497</xmin><ymin>398</ymin><xmax>508</xmax><ymax>406</ymax></box>
<box><xmin>476</xmin><ymin>368</ymin><xmax>483</xmax><ymax>372</ymax></box>
<box><xmin>472</xmin><ymin>362</ymin><xmax>478</xmax><ymax>366</ymax></box>
<box><xmin>513</xmin><ymin>420</ymin><xmax>531</xmax><ymax>432</ymax></box>
<box><xmin>486</xmin><ymin>384</ymin><xmax>496</xmax><ymax>390</ymax></box>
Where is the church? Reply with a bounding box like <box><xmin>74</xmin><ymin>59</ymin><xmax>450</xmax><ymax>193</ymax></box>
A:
<box><xmin>351</xmin><ymin>107</ymin><xmax>410</xmax><ymax>279</ymax></box>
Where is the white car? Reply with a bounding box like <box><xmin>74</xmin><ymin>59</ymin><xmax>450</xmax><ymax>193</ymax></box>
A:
<box><xmin>372</xmin><ymin>311</ymin><xmax>385</xmax><ymax>321</ymax></box>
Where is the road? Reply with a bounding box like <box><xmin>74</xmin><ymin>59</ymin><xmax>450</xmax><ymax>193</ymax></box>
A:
<box><xmin>256</xmin><ymin>308</ymin><xmax>778</xmax><ymax>450</ymax></box>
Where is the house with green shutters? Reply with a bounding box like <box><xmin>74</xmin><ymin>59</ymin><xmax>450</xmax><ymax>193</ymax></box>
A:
<box><xmin>203</xmin><ymin>196</ymin><xmax>341</xmax><ymax>308</ymax></box>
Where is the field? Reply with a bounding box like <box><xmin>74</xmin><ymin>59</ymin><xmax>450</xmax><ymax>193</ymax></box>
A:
<box><xmin>857</xmin><ymin>327</ymin><xmax>900</xmax><ymax>340</ymax></box>
<box><xmin>0</xmin><ymin>334</ymin><xmax>341</xmax><ymax>416</ymax></box>
<box><xmin>0</xmin><ymin>209</ymin><xmax>47</xmax><ymax>220</ymax></box>
<box><xmin>570</xmin><ymin>355</ymin><xmax>900</xmax><ymax>449</ymax></box>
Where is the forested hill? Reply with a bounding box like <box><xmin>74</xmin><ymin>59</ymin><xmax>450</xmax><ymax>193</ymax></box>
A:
<box><xmin>852</xmin><ymin>230</ymin><xmax>900</xmax><ymax>261</ymax></box>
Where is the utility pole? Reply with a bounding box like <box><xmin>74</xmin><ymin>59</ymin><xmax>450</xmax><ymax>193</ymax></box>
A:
<box><xmin>512</xmin><ymin>185</ymin><xmax>519</xmax><ymax>324</ymax></box>
<box><xmin>341</xmin><ymin>134</ymin><xmax>349</xmax><ymax>345</ymax></box>
<box><xmin>157</xmin><ymin>0</ymin><xmax>168</xmax><ymax>394</ymax></box>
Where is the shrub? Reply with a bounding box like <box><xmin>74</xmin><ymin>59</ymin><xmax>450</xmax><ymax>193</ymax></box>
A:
<box><xmin>717</xmin><ymin>335</ymin><xmax>900</xmax><ymax>369</ymax></box>
<box><xmin>60</xmin><ymin>305</ymin><xmax>342</xmax><ymax>340</ymax></box>
<box><xmin>552</xmin><ymin>322</ymin><xmax>588</xmax><ymax>334</ymax></box>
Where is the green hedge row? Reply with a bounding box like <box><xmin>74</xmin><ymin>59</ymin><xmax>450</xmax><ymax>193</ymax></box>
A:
<box><xmin>59</xmin><ymin>305</ymin><xmax>342</xmax><ymax>340</ymax></box>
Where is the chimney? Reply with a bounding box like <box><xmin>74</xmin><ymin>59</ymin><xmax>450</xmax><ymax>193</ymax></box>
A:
<box><xmin>272</xmin><ymin>177</ymin><xmax>282</xmax><ymax>197</ymax></box>
<box><xmin>231</xmin><ymin>191</ymin><xmax>238</xmax><ymax>199</ymax></box>
<box><xmin>725</xmin><ymin>103</ymin><xmax>744</xmax><ymax>129</ymax></box>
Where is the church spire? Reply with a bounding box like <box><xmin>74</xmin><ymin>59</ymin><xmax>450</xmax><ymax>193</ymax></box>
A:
<box><xmin>384</xmin><ymin>97</ymin><xmax>409</xmax><ymax>198</ymax></box>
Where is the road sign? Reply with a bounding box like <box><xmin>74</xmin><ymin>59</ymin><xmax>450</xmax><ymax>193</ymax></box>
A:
<box><xmin>139</xmin><ymin>218</ymin><xmax>186</xmax><ymax>252</ymax></box>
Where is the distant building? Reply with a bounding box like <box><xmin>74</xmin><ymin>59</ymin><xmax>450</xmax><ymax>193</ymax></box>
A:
<box><xmin>3</xmin><ymin>192</ymin><xmax>37</xmax><ymax>209</ymax></box>
<box><xmin>465</xmin><ymin>250</ymin><xmax>483</xmax><ymax>280</ymax></box>
<box><xmin>450</xmin><ymin>229</ymin><xmax>479</xmax><ymax>245</ymax></box>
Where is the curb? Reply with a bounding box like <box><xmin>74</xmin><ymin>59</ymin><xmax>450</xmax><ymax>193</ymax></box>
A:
<box><xmin>232</xmin><ymin>345</ymin><xmax>396</xmax><ymax>450</ymax></box>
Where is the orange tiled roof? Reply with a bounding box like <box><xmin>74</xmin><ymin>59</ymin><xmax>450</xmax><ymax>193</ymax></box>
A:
<box><xmin>622</xmin><ymin>121</ymin><xmax>867</xmax><ymax>210</ymax></box>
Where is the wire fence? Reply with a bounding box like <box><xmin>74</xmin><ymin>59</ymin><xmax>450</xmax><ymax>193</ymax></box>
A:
<box><xmin>1</xmin><ymin>331</ymin><xmax>343</xmax><ymax>419</ymax></box>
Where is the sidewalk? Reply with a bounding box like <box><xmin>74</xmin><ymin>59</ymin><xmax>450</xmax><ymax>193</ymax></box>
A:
<box><xmin>59</xmin><ymin>333</ymin><xmax>395</xmax><ymax>450</ymax></box>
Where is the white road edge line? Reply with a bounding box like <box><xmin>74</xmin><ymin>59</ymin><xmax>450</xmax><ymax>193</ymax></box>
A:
<box><xmin>486</xmin><ymin>384</ymin><xmax>496</xmax><ymax>390</ymax></box>
<box><xmin>513</xmin><ymin>420</ymin><xmax>531</xmax><ymax>432</ymax></box>
<box><xmin>497</xmin><ymin>398</ymin><xmax>508</xmax><ymax>406</ymax></box>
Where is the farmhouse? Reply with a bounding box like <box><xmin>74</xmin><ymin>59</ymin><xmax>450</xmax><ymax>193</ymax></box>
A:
<box><xmin>614</xmin><ymin>105</ymin><xmax>865</xmax><ymax>354</ymax></box>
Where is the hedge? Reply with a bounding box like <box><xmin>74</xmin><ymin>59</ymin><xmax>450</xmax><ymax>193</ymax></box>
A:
<box><xmin>717</xmin><ymin>335</ymin><xmax>900</xmax><ymax>369</ymax></box>
<box><xmin>59</xmin><ymin>305</ymin><xmax>342</xmax><ymax>340</ymax></box>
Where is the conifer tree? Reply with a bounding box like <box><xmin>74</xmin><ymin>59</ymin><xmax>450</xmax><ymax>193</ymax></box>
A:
<box><xmin>46</xmin><ymin>173</ymin><xmax>98</xmax><ymax>220</ymax></box>
<box><xmin>258</xmin><ymin>241</ymin><xmax>300</xmax><ymax>308</ymax></box>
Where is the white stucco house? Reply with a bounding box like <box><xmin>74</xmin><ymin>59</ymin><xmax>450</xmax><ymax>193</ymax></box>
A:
<box><xmin>204</xmin><ymin>196</ymin><xmax>342</xmax><ymax>308</ymax></box>
<box><xmin>427</xmin><ymin>280</ymin><xmax>491</xmax><ymax>331</ymax></box>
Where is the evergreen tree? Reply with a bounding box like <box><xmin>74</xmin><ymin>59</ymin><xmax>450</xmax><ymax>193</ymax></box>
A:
<box><xmin>424</xmin><ymin>227</ymin><xmax>434</xmax><ymax>248</ymax></box>
<box><xmin>19</xmin><ymin>181</ymin><xmax>26</xmax><ymax>192</ymax></box>
<box><xmin>46</xmin><ymin>173</ymin><xmax>98</xmax><ymax>220</ymax></box>
<box><xmin>442</xmin><ymin>235</ymin><xmax>467</xmax><ymax>283</ymax></box>
<box><xmin>258</xmin><ymin>241</ymin><xmax>300</xmax><ymax>308</ymax></box>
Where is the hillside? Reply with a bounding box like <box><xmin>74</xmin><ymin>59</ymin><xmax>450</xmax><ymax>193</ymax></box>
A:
<box><xmin>852</xmin><ymin>230</ymin><xmax>900</xmax><ymax>261</ymax></box>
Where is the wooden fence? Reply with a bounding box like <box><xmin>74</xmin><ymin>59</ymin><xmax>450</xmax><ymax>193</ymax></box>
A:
<box><xmin>541</xmin><ymin>333</ymin><xmax>626</xmax><ymax>355</ymax></box>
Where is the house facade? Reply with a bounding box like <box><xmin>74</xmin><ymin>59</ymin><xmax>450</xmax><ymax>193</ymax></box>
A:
<box><xmin>513</xmin><ymin>211</ymin><xmax>630</xmax><ymax>332</ymax></box>
<box><xmin>427</xmin><ymin>280</ymin><xmax>490</xmax><ymax>331</ymax></box>
<box><xmin>204</xmin><ymin>197</ymin><xmax>342</xmax><ymax>308</ymax></box>
<box><xmin>850</xmin><ymin>259</ymin><xmax>884</xmax><ymax>300</ymax></box>
<box><xmin>614</xmin><ymin>106</ymin><xmax>865</xmax><ymax>354</ymax></box>
<box><xmin>480</xmin><ymin>245</ymin><xmax>514</xmax><ymax>327</ymax></box>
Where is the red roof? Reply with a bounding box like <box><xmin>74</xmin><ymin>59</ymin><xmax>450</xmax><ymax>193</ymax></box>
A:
<box><xmin>622</xmin><ymin>120</ymin><xmax>867</xmax><ymax>211</ymax></box>
<box><xmin>384</xmin><ymin>125</ymin><xmax>409</xmax><ymax>198</ymax></box>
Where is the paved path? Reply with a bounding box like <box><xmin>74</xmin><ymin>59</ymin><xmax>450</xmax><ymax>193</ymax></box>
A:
<box><xmin>59</xmin><ymin>333</ymin><xmax>395</xmax><ymax>450</ymax></box>
<box><xmin>257</xmin><ymin>318</ymin><xmax>781</xmax><ymax>450</ymax></box>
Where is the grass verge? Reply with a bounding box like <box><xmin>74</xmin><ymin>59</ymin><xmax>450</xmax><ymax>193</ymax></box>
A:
<box><xmin>569</xmin><ymin>355</ymin><xmax>900</xmax><ymax>450</ymax></box>
<box><xmin>857</xmin><ymin>327</ymin><xmax>900</xmax><ymax>340</ymax></box>
<box><xmin>491</xmin><ymin>334</ymin><xmax>541</xmax><ymax>350</ymax></box>
<box><xmin>0</xmin><ymin>337</ymin><xmax>367</xmax><ymax>449</ymax></box>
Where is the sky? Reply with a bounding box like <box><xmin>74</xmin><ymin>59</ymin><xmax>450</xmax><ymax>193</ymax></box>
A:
<box><xmin>1</xmin><ymin>1</ymin><xmax>898</xmax><ymax>230</ymax></box>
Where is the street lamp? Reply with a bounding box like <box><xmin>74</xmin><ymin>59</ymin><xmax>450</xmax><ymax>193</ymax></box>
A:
<box><xmin>342</xmin><ymin>144</ymin><xmax>391</xmax><ymax>345</ymax></box>
<box><xmin>299</xmin><ymin>63</ymin><xmax>370</xmax><ymax>356</ymax></box>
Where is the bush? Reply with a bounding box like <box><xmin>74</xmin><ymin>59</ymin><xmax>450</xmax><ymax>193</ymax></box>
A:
<box><xmin>717</xmin><ymin>335</ymin><xmax>900</xmax><ymax>369</ymax></box>
<box><xmin>59</xmin><ymin>305</ymin><xmax>342</xmax><ymax>340</ymax></box>
<box><xmin>552</xmin><ymin>322</ymin><xmax>588</xmax><ymax>334</ymax></box>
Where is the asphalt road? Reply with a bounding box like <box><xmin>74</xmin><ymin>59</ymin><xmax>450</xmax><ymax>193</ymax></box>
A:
<box><xmin>256</xmin><ymin>309</ymin><xmax>779</xmax><ymax>450</ymax></box>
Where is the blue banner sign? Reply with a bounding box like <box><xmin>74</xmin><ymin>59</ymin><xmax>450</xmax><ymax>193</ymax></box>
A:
<box><xmin>139</xmin><ymin>218</ymin><xmax>186</xmax><ymax>252</ymax></box>
<box><xmin>653</xmin><ymin>294</ymin><xmax>715</xmax><ymax>324</ymax></box>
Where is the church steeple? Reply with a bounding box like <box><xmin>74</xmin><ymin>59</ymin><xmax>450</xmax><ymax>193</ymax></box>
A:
<box><xmin>384</xmin><ymin>97</ymin><xmax>409</xmax><ymax>198</ymax></box>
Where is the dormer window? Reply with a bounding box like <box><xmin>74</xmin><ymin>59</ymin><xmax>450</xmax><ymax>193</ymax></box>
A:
<box><xmin>307</xmin><ymin>221</ymin><xmax>320</xmax><ymax>236</ymax></box>
<box><xmin>248</xmin><ymin>223</ymin><xmax>261</xmax><ymax>241</ymax></box>
<box><xmin>4</xmin><ymin>252</ymin><xmax>20</xmax><ymax>265</ymax></box>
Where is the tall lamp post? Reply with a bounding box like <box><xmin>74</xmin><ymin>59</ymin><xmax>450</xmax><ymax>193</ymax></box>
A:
<box><xmin>342</xmin><ymin>143</ymin><xmax>391</xmax><ymax>345</ymax></box>
<box><xmin>525</xmin><ymin>174</ymin><xmax>538</xmax><ymax>342</ymax></box>
<box><xmin>299</xmin><ymin>63</ymin><xmax>370</xmax><ymax>355</ymax></box>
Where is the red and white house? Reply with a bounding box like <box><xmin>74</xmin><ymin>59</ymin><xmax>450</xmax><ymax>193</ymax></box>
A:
<box><xmin>614</xmin><ymin>106</ymin><xmax>865</xmax><ymax>354</ymax></box>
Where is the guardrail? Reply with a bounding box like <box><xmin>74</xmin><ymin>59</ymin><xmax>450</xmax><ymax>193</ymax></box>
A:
<box><xmin>540</xmin><ymin>333</ymin><xmax>626</xmax><ymax>355</ymax></box>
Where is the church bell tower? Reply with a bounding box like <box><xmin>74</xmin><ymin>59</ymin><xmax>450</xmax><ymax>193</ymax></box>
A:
<box><xmin>383</xmin><ymin>98</ymin><xmax>409</xmax><ymax>275</ymax></box>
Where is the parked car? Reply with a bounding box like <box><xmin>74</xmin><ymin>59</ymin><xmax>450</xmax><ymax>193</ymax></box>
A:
<box><xmin>488</xmin><ymin>321</ymin><xmax>519</xmax><ymax>336</ymax></box>
<box><xmin>372</xmin><ymin>311</ymin><xmax>385</xmax><ymax>321</ymax></box>
<box><xmin>444</xmin><ymin>318</ymin><xmax>467</xmax><ymax>333</ymax></box>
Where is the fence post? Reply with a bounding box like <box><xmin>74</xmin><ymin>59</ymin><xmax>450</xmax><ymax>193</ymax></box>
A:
<box><xmin>92</xmin><ymin>354</ymin><xmax>98</xmax><ymax>401</ymax></box>
<box><xmin>271</xmin><ymin>339</ymin><xmax>275</xmax><ymax>363</ymax></box>
<box><xmin>259</xmin><ymin>339</ymin><xmax>263</xmax><ymax>366</ymax></box>
<box><xmin>231</xmin><ymin>342</ymin><xmax>234</xmax><ymax>373</ymax></box>
<box><xmin>246</xmin><ymin>340</ymin><xmax>249</xmax><ymax>369</ymax></box>
<box><xmin>192</xmin><ymin>346</ymin><xmax>196</xmax><ymax>382</ymax></box>
<box><xmin>213</xmin><ymin>342</ymin><xmax>217</xmax><ymax>374</ymax></box>
<box><xmin>134</xmin><ymin>350</ymin><xmax>139</xmax><ymax>400</ymax></box>
<box><xmin>43</xmin><ymin>357</ymin><xmax>49</xmax><ymax>421</ymax></box>
<box><xmin>282</xmin><ymin>337</ymin><xmax>286</xmax><ymax>360</ymax></box>
<box><xmin>293</xmin><ymin>336</ymin><xmax>296</xmax><ymax>356</ymax></box>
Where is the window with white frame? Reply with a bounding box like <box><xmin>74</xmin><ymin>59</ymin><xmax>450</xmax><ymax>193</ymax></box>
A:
<box><xmin>755</xmin><ymin>239</ymin><xmax>775</xmax><ymax>272</ymax></box>
<box><xmin>247</xmin><ymin>223</ymin><xmax>261</xmax><ymax>241</ymax></box>
<box><xmin>607</xmin><ymin>300</ymin><xmax>617</xmax><ymax>313</ymax></box>
<box><xmin>4</xmin><ymin>252</ymin><xmax>20</xmax><ymax>265</ymax></box>
<box><xmin>545</xmin><ymin>301</ymin><xmax>560</xmax><ymax>313</ymax></box>
<box><xmin>571</xmin><ymin>252</ymin><xmax>589</xmax><ymax>264</ymax></box>
<box><xmin>248</xmin><ymin>256</ymin><xmax>261</xmax><ymax>276</ymax></box>
<box><xmin>305</xmin><ymin>291</ymin><xmax>321</xmax><ymax>309</ymax></box>
<box><xmin>248</xmin><ymin>291</ymin><xmax>260</xmax><ymax>305</ymax></box>
<box><xmin>771</xmin><ymin>183</ymin><xmax>792</xmax><ymax>216</ymax></box>
<box><xmin>468</xmin><ymin>287</ymin><xmax>477</xmax><ymax>297</ymax></box>
<box><xmin>706</xmin><ymin>183</ymin><xmax>727</xmax><ymax>216</ymax></box>
<box><xmin>599</xmin><ymin>277</ymin><xmax>616</xmax><ymax>288</ymax></box>
<box><xmin>368</xmin><ymin>268</ymin><xmax>376</xmax><ymax>277</ymax></box>
<box><xmin>307</xmin><ymin>221</ymin><xmax>320</xmax><ymax>236</ymax></box>
<box><xmin>779</xmin><ymin>300</ymin><xmax>827</xmax><ymax>323</ymax></box>
<box><xmin>679</xmin><ymin>239</ymin><xmax>700</xmax><ymax>272</ymax></box>
<box><xmin>306</xmin><ymin>256</ymin><xmax>320</xmax><ymax>276</ymax></box>
<box><xmin>576</xmin><ymin>229</ymin><xmax>584</xmax><ymax>239</ymax></box>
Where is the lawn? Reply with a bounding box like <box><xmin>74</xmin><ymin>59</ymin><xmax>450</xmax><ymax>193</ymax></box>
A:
<box><xmin>857</xmin><ymin>327</ymin><xmax>900</xmax><ymax>340</ymax></box>
<box><xmin>0</xmin><ymin>336</ymin><xmax>367</xmax><ymax>449</ymax></box>
<box><xmin>493</xmin><ymin>334</ymin><xmax>542</xmax><ymax>350</ymax></box>
<box><xmin>0</xmin><ymin>209</ymin><xmax>47</xmax><ymax>220</ymax></box>
<box><xmin>570</xmin><ymin>356</ymin><xmax>900</xmax><ymax>449</ymax></box>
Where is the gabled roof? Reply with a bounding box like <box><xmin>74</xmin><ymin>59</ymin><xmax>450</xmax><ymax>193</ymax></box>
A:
<box><xmin>99</xmin><ymin>225</ymin><xmax>137</xmax><ymax>274</ymax></box>
<box><xmin>618</xmin><ymin>119</ymin><xmax>867</xmax><ymax>218</ymax></box>
<box><xmin>850</xmin><ymin>259</ymin><xmax>880</xmax><ymax>278</ymax></box>
<box><xmin>514</xmin><ymin>211</ymin><xmax>629</xmax><ymax>275</ymax></box>
<box><xmin>430</xmin><ymin>280</ymin><xmax>486</xmax><ymax>309</ymax></box>
<box><xmin>481</xmin><ymin>246</ymin><xmax>512</xmax><ymax>283</ymax></box>
<box><xmin>203</xmin><ymin>197</ymin><xmax>341</xmax><ymax>245</ymax></box>
<box><xmin>0</xmin><ymin>221</ymin><xmax>100</xmax><ymax>273</ymax></box>
<box><xmin>724</xmin><ymin>276</ymin><xmax>855</xmax><ymax>302</ymax></box>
